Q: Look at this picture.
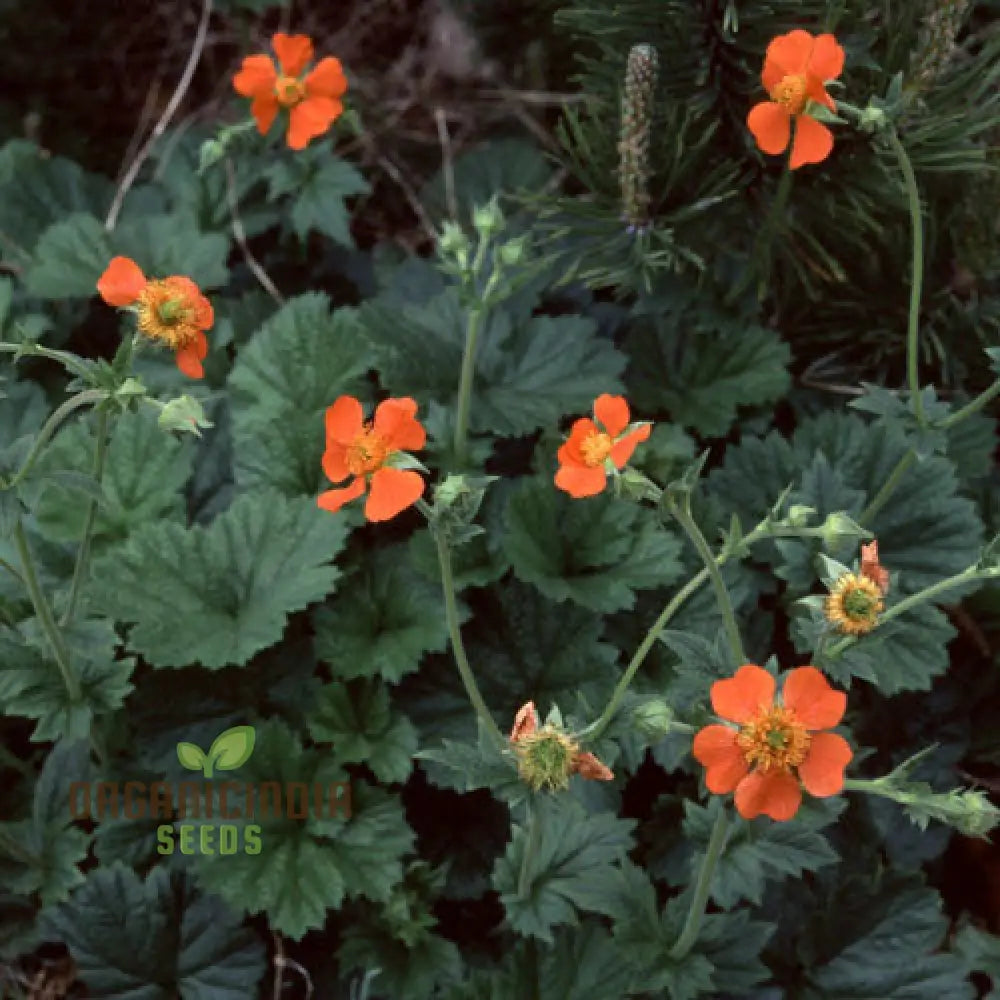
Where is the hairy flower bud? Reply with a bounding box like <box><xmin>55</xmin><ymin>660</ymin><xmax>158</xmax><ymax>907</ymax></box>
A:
<box><xmin>631</xmin><ymin>698</ymin><xmax>675</xmax><ymax>741</ymax></box>
<box><xmin>618</xmin><ymin>44</ymin><xmax>659</xmax><ymax>231</ymax></box>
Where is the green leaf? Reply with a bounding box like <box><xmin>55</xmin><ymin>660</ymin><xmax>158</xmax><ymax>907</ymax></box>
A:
<box><xmin>954</xmin><ymin>922</ymin><xmax>1000</xmax><ymax>995</ymax></box>
<box><xmin>91</xmin><ymin>491</ymin><xmax>349</xmax><ymax>668</ymax></box>
<box><xmin>207</xmin><ymin>724</ymin><xmax>256</xmax><ymax>771</ymax></box>
<box><xmin>42</xmin><ymin>864</ymin><xmax>266</xmax><ymax>1000</ymax></box>
<box><xmin>626</xmin><ymin>310</ymin><xmax>791</xmax><ymax>437</ymax></box>
<box><xmin>313</xmin><ymin>545</ymin><xmax>448</xmax><ymax>683</ymax></box>
<box><xmin>33</xmin><ymin>407</ymin><xmax>193</xmax><ymax>542</ymax></box>
<box><xmin>115</xmin><ymin>213</ymin><xmax>231</xmax><ymax>289</ymax></box>
<box><xmin>266</xmin><ymin>148</ymin><xmax>369</xmax><ymax>247</ymax></box>
<box><xmin>190</xmin><ymin>721</ymin><xmax>414</xmax><ymax>940</ymax></box>
<box><xmin>0</xmin><ymin>618</ymin><xmax>135</xmax><ymax>742</ymax></box>
<box><xmin>805</xmin><ymin>881</ymin><xmax>974</xmax><ymax>999</ymax></box>
<box><xmin>503</xmin><ymin>475</ymin><xmax>683</xmax><ymax>612</ymax></box>
<box><xmin>23</xmin><ymin>211</ymin><xmax>110</xmax><ymax>298</ymax></box>
<box><xmin>492</xmin><ymin>795</ymin><xmax>635</xmax><ymax>943</ymax></box>
<box><xmin>0</xmin><ymin>741</ymin><xmax>91</xmax><ymax>906</ymax></box>
<box><xmin>0</xmin><ymin>379</ymin><xmax>47</xmax><ymax>449</ymax></box>
<box><xmin>228</xmin><ymin>294</ymin><xmax>374</xmax><ymax>496</ymax></box>
<box><xmin>681</xmin><ymin>798</ymin><xmax>841</xmax><ymax>908</ymax></box>
<box><xmin>360</xmin><ymin>288</ymin><xmax>627</xmax><ymax>438</ymax></box>
<box><xmin>176</xmin><ymin>742</ymin><xmax>207</xmax><ymax>771</ymax></box>
<box><xmin>308</xmin><ymin>679</ymin><xmax>419</xmax><ymax>783</ymax></box>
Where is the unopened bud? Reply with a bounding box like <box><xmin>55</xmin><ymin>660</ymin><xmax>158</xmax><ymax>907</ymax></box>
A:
<box><xmin>785</xmin><ymin>504</ymin><xmax>815</xmax><ymax>528</ymax></box>
<box><xmin>157</xmin><ymin>395</ymin><xmax>213</xmax><ymax>437</ymax></box>
<box><xmin>631</xmin><ymin>699</ymin><xmax>675</xmax><ymax>740</ymax></box>
<box><xmin>472</xmin><ymin>198</ymin><xmax>504</xmax><ymax>238</ymax></box>
<box><xmin>819</xmin><ymin>511</ymin><xmax>866</xmax><ymax>547</ymax></box>
<box><xmin>498</xmin><ymin>235</ymin><xmax>529</xmax><ymax>268</ymax></box>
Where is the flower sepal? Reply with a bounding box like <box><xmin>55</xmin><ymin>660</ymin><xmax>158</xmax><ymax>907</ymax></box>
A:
<box><xmin>427</xmin><ymin>473</ymin><xmax>497</xmax><ymax>546</ymax></box>
<box><xmin>804</xmin><ymin>100</ymin><xmax>846</xmax><ymax>125</ymax></box>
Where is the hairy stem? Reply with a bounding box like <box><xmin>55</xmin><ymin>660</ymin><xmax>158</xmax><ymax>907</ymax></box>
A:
<box><xmin>940</xmin><ymin>379</ymin><xmax>1000</xmax><ymax>429</ymax></box>
<box><xmin>453</xmin><ymin>308</ymin><xmax>483</xmax><ymax>466</ymax></box>
<box><xmin>667</xmin><ymin>498</ymin><xmax>745</xmax><ymax>663</ymax></box>
<box><xmin>887</xmin><ymin>128</ymin><xmax>926</xmax><ymax>427</ymax></box>
<box><xmin>669</xmin><ymin>806</ymin><xmax>730</xmax><ymax>959</ymax></box>
<box><xmin>13</xmin><ymin>520</ymin><xmax>80</xmax><ymax>702</ymax></box>
<box><xmin>62</xmin><ymin>408</ymin><xmax>110</xmax><ymax>626</ymax></box>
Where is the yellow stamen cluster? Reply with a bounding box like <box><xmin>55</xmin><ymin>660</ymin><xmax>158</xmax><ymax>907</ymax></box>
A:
<box><xmin>135</xmin><ymin>280</ymin><xmax>201</xmax><ymax>350</ymax></box>
<box><xmin>771</xmin><ymin>73</ymin><xmax>808</xmax><ymax>114</ymax></box>
<box><xmin>825</xmin><ymin>572</ymin><xmax>884</xmax><ymax>636</ymax></box>
<box><xmin>275</xmin><ymin>75</ymin><xmax>306</xmax><ymax>107</ymax></box>
<box><xmin>346</xmin><ymin>426</ymin><xmax>391</xmax><ymax>476</ymax></box>
<box><xmin>736</xmin><ymin>705</ymin><xmax>811</xmax><ymax>773</ymax></box>
<box><xmin>580</xmin><ymin>431</ymin><xmax>614</xmax><ymax>467</ymax></box>
<box><xmin>512</xmin><ymin>726</ymin><xmax>580</xmax><ymax>792</ymax></box>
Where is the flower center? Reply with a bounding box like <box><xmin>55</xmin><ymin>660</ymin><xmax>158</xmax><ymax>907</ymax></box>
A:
<box><xmin>346</xmin><ymin>425</ymin><xmax>391</xmax><ymax>476</ymax></box>
<box><xmin>513</xmin><ymin>727</ymin><xmax>579</xmax><ymax>791</ymax></box>
<box><xmin>771</xmin><ymin>73</ymin><xmax>808</xmax><ymax>114</ymax></box>
<box><xmin>136</xmin><ymin>280</ymin><xmax>200</xmax><ymax>349</ymax></box>
<box><xmin>275</xmin><ymin>75</ymin><xmax>306</xmax><ymax>108</ymax></box>
<box><xmin>737</xmin><ymin>705</ymin><xmax>810</xmax><ymax>772</ymax></box>
<box><xmin>843</xmin><ymin>587</ymin><xmax>879</xmax><ymax>620</ymax></box>
<box><xmin>580</xmin><ymin>431</ymin><xmax>614</xmax><ymax>467</ymax></box>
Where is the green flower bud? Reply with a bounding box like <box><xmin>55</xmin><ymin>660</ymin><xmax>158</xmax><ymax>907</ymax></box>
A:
<box><xmin>472</xmin><ymin>198</ymin><xmax>504</xmax><ymax>238</ymax></box>
<box><xmin>819</xmin><ymin>511</ymin><xmax>866</xmax><ymax>547</ymax></box>
<box><xmin>157</xmin><ymin>395</ymin><xmax>213</xmax><ymax>437</ymax></box>
<box><xmin>785</xmin><ymin>504</ymin><xmax>815</xmax><ymax>527</ymax></box>
<box><xmin>631</xmin><ymin>699</ymin><xmax>675</xmax><ymax>740</ymax></box>
<box><xmin>498</xmin><ymin>235</ymin><xmax>529</xmax><ymax>268</ymax></box>
<box><xmin>198</xmin><ymin>139</ymin><xmax>225</xmax><ymax>173</ymax></box>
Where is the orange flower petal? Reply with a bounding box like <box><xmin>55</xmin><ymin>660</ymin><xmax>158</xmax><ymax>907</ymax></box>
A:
<box><xmin>554</xmin><ymin>463</ymin><xmax>607</xmax><ymax>498</ymax></box>
<box><xmin>305</xmin><ymin>56</ymin><xmax>348</xmax><ymax>99</ymax></box>
<box><xmin>250</xmin><ymin>94</ymin><xmax>280</xmax><ymax>136</ymax></box>
<box><xmin>322</xmin><ymin>442</ymin><xmax>350</xmax><ymax>484</ymax></box>
<box><xmin>286</xmin><ymin>96</ymin><xmax>341</xmax><ymax>150</ymax></box>
<box><xmin>789</xmin><ymin>115</ymin><xmax>833</xmax><ymax>169</ymax></box>
<box><xmin>573</xmin><ymin>752</ymin><xmax>614</xmax><ymax>782</ymax></box>
<box><xmin>317</xmin><ymin>477</ymin><xmax>366</xmax><ymax>513</ymax></box>
<box><xmin>558</xmin><ymin>417</ymin><xmax>600</xmax><ymax>467</ymax></box>
<box><xmin>798</xmin><ymin>732</ymin><xmax>852</xmax><ymax>797</ymax></box>
<box><xmin>734</xmin><ymin>769</ymin><xmax>802</xmax><ymax>821</ymax></box>
<box><xmin>693</xmin><ymin>724</ymin><xmax>749</xmax><ymax>793</ymax></box>
<box><xmin>806</xmin><ymin>77</ymin><xmax>836</xmax><ymax>112</ymax></box>
<box><xmin>860</xmin><ymin>540</ymin><xmax>890</xmax><ymax>593</ymax></box>
<box><xmin>175</xmin><ymin>343</ymin><xmax>205</xmax><ymax>379</ymax></box>
<box><xmin>782</xmin><ymin>666</ymin><xmax>846</xmax><ymax>729</ymax></box>
<box><xmin>807</xmin><ymin>34</ymin><xmax>845</xmax><ymax>82</ymax></box>
<box><xmin>765</xmin><ymin>29</ymin><xmax>814</xmax><ymax>76</ymax></box>
<box><xmin>593</xmin><ymin>394</ymin><xmax>630</xmax><ymax>437</ymax></box>
<box><xmin>325</xmin><ymin>396</ymin><xmax>364</xmax><ymax>446</ymax></box>
<box><xmin>97</xmin><ymin>256</ymin><xmax>147</xmax><ymax>306</ymax></box>
<box><xmin>609</xmin><ymin>424</ymin><xmax>651</xmax><ymax>469</ymax></box>
<box><xmin>373</xmin><ymin>397</ymin><xmax>426</xmax><ymax>451</ymax></box>
<box><xmin>761</xmin><ymin>57</ymin><xmax>784</xmax><ymax>93</ymax></box>
<box><xmin>711</xmin><ymin>664</ymin><xmax>776</xmax><ymax>724</ymax></box>
<box><xmin>747</xmin><ymin>101</ymin><xmax>791</xmax><ymax>155</ymax></box>
<box><xmin>510</xmin><ymin>701</ymin><xmax>538</xmax><ymax>742</ymax></box>
<box><xmin>365</xmin><ymin>467</ymin><xmax>424</xmax><ymax>521</ymax></box>
<box><xmin>272</xmin><ymin>33</ymin><xmax>313</xmax><ymax>77</ymax></box>
<box><xmin>232</xmin><ymin>54</ymin><xmax>277</xmax><ymax>97</ymax></box>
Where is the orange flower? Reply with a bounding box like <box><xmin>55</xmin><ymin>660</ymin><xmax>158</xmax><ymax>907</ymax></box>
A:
<box><xmin>96</xmin><ymin>256</ymin><xmax>212</xmax><ymax>379</ymax></box>
<box><xmin>859</xmin><ymin>539</ymin><xmax>890</xmax><ymax>594</ymax></box>
<box><xmin>509</xmin><ymin>701</ymin><xmax>614</xmax><ymax>789</ymax></box>
<box><xmin>747</xmin><ymin>30</ymin><xmax>844</xmax><ymax>169</ymax></box>
<box><xmin>555</xmin><ymin>394</ymin><xmax>651</xmax><ymax>498</ymax></box>
<box><xmin>233</xmin><ymin>33</ymin><xmax>347</xmax><ymax>150</ymax></box>
<box><xmin>318</xmin><ymin>395</ymin><xmax>426</xmax><ymax>522</ymax></box>
<box><xmin>693</xmin><ymin>664</ymin><xmax>852</xmax><ymax>821</ymax></box>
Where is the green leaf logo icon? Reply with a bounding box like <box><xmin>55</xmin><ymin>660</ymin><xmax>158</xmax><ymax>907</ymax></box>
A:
<box><xmin>176</xmin><ymin>725</ymin><xmax>256</xmax><ymax>778</ymax></box>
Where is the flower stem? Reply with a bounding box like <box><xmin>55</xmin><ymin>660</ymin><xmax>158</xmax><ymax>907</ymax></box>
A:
<box><xmin>62</xmin><ymin>408</ymin><xmax>110</xmax><ymax>627</ymax></box>
<box><xmin>940</xmin><ymin>379</ymin><xmax>1000</xmax><ymax>429</ymax></box>
<box><xmin>418</xmin><ymin>500</ymin><xmax>504</xmax><ymax>746</ymax></box>
<box><xmin>858</xmin><ymin>448</ymin><xmax>916</xmax><ymax>527</ymax></box>
<box><xmin>669</xmin><ymin>805</ymin><xmax>730</xmax><ymax>959</ymax></box>
<box><xmin>13</xmin><ymin>520</ymin><xmax>81</xmax><ymax>702</ymax></box>
<box><xmin>0</xmin><ymin>389</ymin><xmax>106</xmax><ymax>490</ymax></box>
<box><xmin>886</xmin><ymin>128</ymin><xmax>926</xmax><ymax>427</ymax></box>
<box><xmin>667</xmin><ymin>497</ymin><xmax>746</xmax><ymax>663</ymax></box>
<box><xmin>453</xmin><ymin>307</ymin><xmax>483</xmax><ymax>467</ymax></box>
<box><xmin>517</xmin><ymin>801</ymin><xmax>541</xmax><ymax>899</ymax></box>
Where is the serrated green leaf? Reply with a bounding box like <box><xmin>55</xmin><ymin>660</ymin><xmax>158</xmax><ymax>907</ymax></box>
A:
<box><xmin>308</xmin><ymin>679</ymin><xmax>419</xmax><ymax>783</ymax></box>
<box><xmin>33</xmin><ymin>407</ymin><xmax>193</xmax><ymax>542</ymax></box>
<box><xmin>190</xmin><ymin>721</ymin><xmax>414</xmax><ymax>940</ymax></box>
<box><xmin>0</xmin><ymin>618</ymin><xmax>135</xmax><ymax>742</ymax></box>
<box><xmin>42</xmin><ymin>864</ymin><xmax>266</xmax><ymax>999</ymax></box>
<box><xmin>114</xmin><ymin>212</ymin><xmax>231</xmax><ymax>289</ymax></box>
<box><xmin>503</xmin><ymin>475</ymin><xmax>683</xmax><ymax>612</ymax></box>
<box><xmin>91</xmin><ymin>491</ymin><xmax>349</xmax><ymax>668</ymax></box>
<box><xmin>954</xmin><ymin>922</ymin><xmax>1000</xmax><ymax>993</ymax></box>
<box><xmin>228</xmin><ymin>294</ymin><xmax>373</xmax><ymax>495</ymax></box>
<box><xmin>626</xmin><ymin>315</ymin><xmax>791</xmax><ymax>437</ymax></box>
<box><xmin>492</xmin><ymin>795</ymin><xmax>635</xmax><ymax>942</ymax></box>
<box><xmin>23</xmin><ymin>211</ymin><xmax>111</xmax><ymax>298</ymax></box>
<box><xmin>360</xmin><ymin>288</ymin><xmax>626</xmax><ymax>438</ymax></box>
<box><xmin>0</xmin><ymin>379</ymin><xmax>47</xmax><ymax>449</ymax></box>
<box><xmin>208</xmin><ymin>724</ymin><xmax>256</xmax><ymax>771</ymax></box>
<box><xmin>0</xmin><ymin>741</ymin><xmax>91</xmax><ymax>906</ymax></box>
<box><xmin>313</xmin><ymin>545</ymin><xmax>448</xmax><ymax>683</ymax></box>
